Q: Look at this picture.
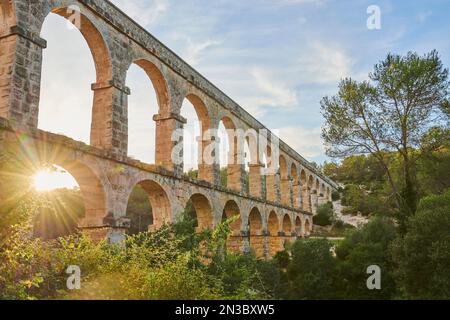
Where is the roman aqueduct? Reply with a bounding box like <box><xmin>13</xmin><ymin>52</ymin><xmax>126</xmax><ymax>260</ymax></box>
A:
<box><xmin>0</xmin><ymin>0</ymin><xmax>338</xmax><ymax>257</ymax></box>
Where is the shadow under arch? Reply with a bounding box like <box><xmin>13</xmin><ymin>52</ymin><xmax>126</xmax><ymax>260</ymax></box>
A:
<box><xmin>222</xmin><ymin>199</ymin><xmax>242</xmax><ymax>253</ymax></box>
<box><xmin>282</xmin><ymin>214</ymin><xmax>292</xmax><ymax>235</ymax></box>
<box><xmin>248</xmin><ymin>207</ymin><xmax>264</xmax><ymax>257</ymax></box>
<box><xmin>267</xmin><ymin>210</ymin><xmax>282</xmax><ymax>256</ymax></box>
<box><xmin>184</xmin><ymin>192</ymin><xmax>213</xmax><ymax>231</ymax></box>
<box><xmin>126</xmin><ymin>179</ymin><xmax>171</xmax><ymax>231</ymax></box>
<box><xmin>304</xmin><ymin>218</ymin><xmax>311</xmax><ymax>236</ymax></box>
<box><xmin>295</xmin><ymin>216</ymin><xmax>302</xmax><ymax>236</ymax></box>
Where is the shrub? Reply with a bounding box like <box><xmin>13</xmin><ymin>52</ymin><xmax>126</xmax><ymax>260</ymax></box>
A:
<box><xmin>286</xmin><ymin>238</ymin><xmax>338</xmax><ymax>299</ymax></box>
<box><xmin>391</xmin><ymin>189</ymin><xmax>450</xmax><ymax>299</ymax></box>
<box><xmin>332</xmin><ymin>190</ymin><xmax>341</xmax><ymax>201</ymax></box>
<box><xmin>313</xmin><ymin>202</ymin><xmax>334</xmax><ymax>226</ymax></box>
<box><xmin>335</xmin><ymin>216</ymin><xmax>397</xmax><ymax>299</ymax></box>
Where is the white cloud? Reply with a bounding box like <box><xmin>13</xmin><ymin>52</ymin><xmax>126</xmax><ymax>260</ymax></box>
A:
<box><xmin>417</xmin><ymin>11</ymin><xmax>432</xmax><ymax>24</ymax></box>
<box><xmin>249</xmin><ymin>67</ymin><xmax>298</xmax><ymax>109</ymax></box>
<box><xmin>184</xmin><ymin>38</ymin><xmax>222</xmax><ymax>66</ymax></box>
<box><xmin>298</xmin><ymin>41</ymin><xmax>353</xmax><ymax>84</ymax></box>
<box><xmin>278</xmin><ymin>126</ymin><xmax>324</xmax><ymax>158</ymax></box>
<box><xmin>110</xmin><ymin>0</ymin><xmax>168</xmax><ymax>27</ymax></box>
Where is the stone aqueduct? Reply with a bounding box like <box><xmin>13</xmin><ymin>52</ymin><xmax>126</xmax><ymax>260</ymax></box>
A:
<box><xmin>0</xmin><ymin>0</ymin><xmax>338</xmax><ymax>257</ymax></box>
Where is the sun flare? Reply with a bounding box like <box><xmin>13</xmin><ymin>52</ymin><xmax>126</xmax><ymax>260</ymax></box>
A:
<box><xmin>33</xmin><ymin>166</ymin><xmax>79</xmax><ymax>192</ymax></box>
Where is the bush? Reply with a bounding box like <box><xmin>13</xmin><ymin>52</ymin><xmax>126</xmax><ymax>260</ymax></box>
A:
<box><xmin>332</xmin><ymin>190</ymin><xmax>341</xmax><ymax>201</ymax></box>
<box><xmin>391</xmin><ymin>189</ymin><xmax>450</xmax><ymax>299</ymax></box>
<box><xmin>335</xmin><ymin>216</ymin><xmax>397</xmax><ymax>299</ymax></box>
<box><xmin>286</xmin><ymin>238</ymin><xmax>338</xmax><ymax>299</ymax></box>
<box><xmin>313</xmin><ymin>202</ymin><xmax>334</xmax><ymax>226</ymax></box>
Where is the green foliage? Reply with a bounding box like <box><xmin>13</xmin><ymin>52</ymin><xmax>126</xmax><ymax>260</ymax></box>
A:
<box><xmin>331</xmin><ymin>190</ymin><xmax>340</xmax><ymax>201</ymax></box>
<box><xmin>391</xmin><ymin>189</ymin><xmax>450</xmax><ymax>299</ymax></box>
<box><xmin>313</xmin><ymin>202</ymin><xmax>334</xmax><ymax>226</ymax></box>
<box><xmin>417</xmin><ymin>127</ymin><xmax>450</xmax><ymax>197</ymax></box>
<box><xmin>220</xmin><ymin>167</ymin><xmax>227</xmax><ymax>187</ymax></box>
<box><xmin>335</xmin><ymin>216</ymin><xmax>398</xmax><ymax>299</ymax></box>
<box><xmin>321</xmin><ymin>50</ymin><xmax>450</xmax><ymax>227</ymax></box>
<box><xmin>341</xmin><ymin>184</ymin><xmax>387</xmax><ymax>216</ymax></box>
<box><xmin>286</xmin><ymin>239</ymin><xmax>337</xmax><ymax>299</ymax></box>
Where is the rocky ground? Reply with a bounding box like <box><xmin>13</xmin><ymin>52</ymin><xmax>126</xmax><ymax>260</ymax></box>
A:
<box><xmin>333</xmin><ymin>200</ymin><xmax>368</xmax><ymax>227</ymax></box>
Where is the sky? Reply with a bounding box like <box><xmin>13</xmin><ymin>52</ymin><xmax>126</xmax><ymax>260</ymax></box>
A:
<box><xmin>38</xmin><ymin>0</ymin><xmax>450</xmax><ymax>170</ymax></box>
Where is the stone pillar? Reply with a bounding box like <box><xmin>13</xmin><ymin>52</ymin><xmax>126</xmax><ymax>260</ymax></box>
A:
<box><xmin>302</xmin><ymin>186</ymin><xmax>310</xmax><ymax>212</ymax></box>
<box><xmin>248</xmin><ymin>163</ymin><xmax>264</xmax><ymax>198</ymax></box>
<box><xmin>197</xmin><ymin>136</ymin><xmax>219</xmax><ymax>184</ymax></box>
<box><xmin>79</xmin><ymin>216</ymin><xmax>130</xmax><ymax>244</ymax></box>
<box><xmin>0</xmin><ymin>26</ymin><xmax>46</xmax><ymax>129</ymax></box>
<box><xmin>280</xmin><ymin>177</ymin><xmax>292</xmax><ymax>206</ymax></box>
<box><xmin>154</xmin><ymin>112</ymin><xmax>186</xmax><ymax>175</ymax></box>
<box><xmin>227</xmin><ymin>163</ymin><xmax>244</xmax><ymax>192</ymax></box>
<box><xmin>249</xmin><ymin>234</ymin><xmax>265</xmax><ymax>258</ymax></box>
<box><xmin>266</xmin><ymin>173</ymin><xmax>279</xmax><ymax>203</ymax></box>
<box><xmin>226</xmin><ymin>134</ymin><xmax>245</xmax><ymax>192</ymax></box>
<box><xmin>91</xmin><ymin>80</ymin><xmax>130</xmax><ymax>155</ymax></box>
<box><xmin>311</xmin><ymin>190</ymin><xmax>318</xmax><ymax>214</ymax></box>
<box><xmin>317</xmin><ymin>193</ymin><xmax>327</xmax><ymax>206</ymax></box>
<box><xmin>292</xmin><ymin>182</ymin><xmax>301</xmax><ymax>208</ymax></box>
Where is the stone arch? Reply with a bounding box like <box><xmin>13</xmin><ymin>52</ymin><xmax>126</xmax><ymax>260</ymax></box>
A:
<box><xmin>36</xmin><ymin>7</ymin><xmax>114</xmax><ymax>151</ymax></box>
<box><xmin>248</xmin><ymin>207</ymin><xmax>263</xmax><ymax>235</ymax></box>
<box><xmin>46</xmin><ymin>7</ymin><xmax>112</xmax><ymax>83</ymax></box>
<box><xmin>304</xmin><ymin>218</ymin><xmax>311</xmax><ymax>236</ymax></box>
<box><xmin>185</xmin><ymin>193</ymin><xmax>213</xmax><ymax>231</ymax></box>
<box><xmin>267</xmin><ymin>210</ymin><xmax>279</xmax><ymax>235</ymax></box>
<box><xmin>279</xmin><ymin>155</ymin><xmax>290</xmax><ymax>205</ymax></box>
<box><xmin>35</xmin><ymin>156</ymin><xmax>107</xmax><ymax>234</ymax></box>
<box><xmin>308</xmin><ymin>175</ymin><xmax>315</xmax><ymax>190</ymax></box>
<box><xmin>222</xmin><ymin>199</ymin><xmax>242</xmax><ymax>253</ymax></box>
<box><xmin>246</xmin><ymin>129</ymin><xmax>262</xmax><ymax>198</ymax></box>
<box><xmin>282</xmin><ymin>214</ymin><xmax>292</xmax><ymax>234</ymax></box>
<box><xmin>182</xmin><ymin>94</ymin><xmax>211</xmax><ymax>178</ymax></box>
<box><xmin>132</xmin><ymin>59</ymin><xmax>170</xmax><ymax>116</ymax></box>
<box><xmin>291</xmin><ymin>163</ymin><xmax>300</xmax><ymax>208</ymax></box>
<box><xmin>248</xmin><ymin>207</ymin><xmax>264</xmax><ymax>257</ymax></box>
<box><xmin>300</xmin><ymin>169</ymin><xmax>309</xmax><ymax>211</ymax></box>
<box><xmin>267</xmin><ymin>210</ymin><xmax>283</xmax><ymax>256</ymax></box>
<box><xmin>127</xmin><ymin>59</ymin><xmax>174</xmax><ymax>168</ymax></box>
<box><xmin>222</xmin><ymin>199</ymin><xmax>241</xmax><ymax>234</ymax></box>
<box><xmin>295</xmin><ymin>216</ymin><xmax>302</xmax><ymax>236</ymax></box>
<box><xmin>126</xmin><ymin>179</ymin><xmax>171</xmax><ymax>231</ymax></box>
<box><xmin>219</xmin><ymin>116</ymin><xmax>243</xmax><ymax>192</ymax></box>
<box><xmin>185</xmin><ymin>94</ymin><xmax>210</xmax><ymax>133</ymax></box>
